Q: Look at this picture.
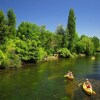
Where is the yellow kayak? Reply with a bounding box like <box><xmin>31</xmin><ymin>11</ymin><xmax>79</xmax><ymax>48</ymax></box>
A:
<box><xmin>82</xmin><ymin>82</ymin><xmax>96</xmax><ymax>95</ymax></box>
<box><xmin>64</xmin><ymin>74</ymin><xmax>74</xmax><ymax>80</ymax></box>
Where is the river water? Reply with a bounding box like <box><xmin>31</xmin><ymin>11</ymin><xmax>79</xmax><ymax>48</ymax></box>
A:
<box><xmin>0</xmin><ymin>54</ymin><xmax>100</xmax><ymax>100</ymax></box>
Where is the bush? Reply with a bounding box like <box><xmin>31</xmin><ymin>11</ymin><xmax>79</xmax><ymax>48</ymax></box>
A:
<box><xmin>0</xmin><ymin>39</ymin><xmax>22</xmax><ymax>69</ymax></box>
<box><xmin>35</xmin><ymin>47</ymin><xmax>47</xmax><ymax>60</ymax></box>
<box><xmin>57</xmin><ymin>48</ymin><xmax>72</xmax><ymax>58</ymax></box>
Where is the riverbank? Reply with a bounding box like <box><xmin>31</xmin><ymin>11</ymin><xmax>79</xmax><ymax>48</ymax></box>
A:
<box><xmin>0</xmin><ymin>53</ymin><xmax>96</xmax><ymax>70</ymax></box>
<box><xmin>43</xmin><ymin>54</ymin><xmax>58</xmax><ymax>61</ymax></box>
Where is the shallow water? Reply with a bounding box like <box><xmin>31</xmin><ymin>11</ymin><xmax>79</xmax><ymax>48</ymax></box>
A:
<box><xmin>0</xmin><ymin>54</ymin><xmax>100</xmax><ymax>100</ymax></box>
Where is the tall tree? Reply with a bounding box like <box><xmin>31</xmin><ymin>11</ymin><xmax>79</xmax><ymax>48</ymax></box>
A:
<box><xmin>67</xmin><ymin>8</ymin><xmax>76</xmax><ymax>52</ymax></box>
<box><xmin>0</xmin><ymin>10</ymin><xmax>7</xmax><ymax>43</ymax></box>
<box><xmin>7</xmin><ymin>9</ymin><xmax>16</xmax><ymax>37</ymax></box>
<box><xmin>63</xmin><ymin>27</ymin><xmax>69</xmax><ymax>48</ymax></box>
<box><xmin>40</xmin><ymin>26</ymin><xmax>55</xmax><ymax>54</ymax></box>
<box><xmin>55</xmin><ymin>25</ymin><xmax>65</xmax><ymax>48</ymax></box>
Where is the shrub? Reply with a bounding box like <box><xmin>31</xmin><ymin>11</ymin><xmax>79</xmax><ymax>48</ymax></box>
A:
<box><xmin>57</xmin><ymin>48</ymin><xmax>72</xmax><ymax>58</ymax></box>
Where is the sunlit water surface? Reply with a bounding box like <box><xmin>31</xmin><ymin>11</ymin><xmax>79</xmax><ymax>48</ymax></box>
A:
<box><xmin>0</xmin><ymin>53</ymin><xmax>100</xmax><ymax>100</ymax></box>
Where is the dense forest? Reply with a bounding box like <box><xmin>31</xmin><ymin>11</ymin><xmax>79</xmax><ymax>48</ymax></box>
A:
<box><xmin>0</xmin><ymin>8</ymin><xmax>100</xmax><ymax>69</ymax></box>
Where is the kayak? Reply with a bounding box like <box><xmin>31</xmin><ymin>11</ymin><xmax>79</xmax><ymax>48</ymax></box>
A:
<box><xmin>64</xmin><ymin>74</ymin><xmax>74</xmax><ymax>80</ymax></box>
<box><xmin>82</xmin><ymin>82</ymin><xmax>96</xmax><ymax>95</ymax></box>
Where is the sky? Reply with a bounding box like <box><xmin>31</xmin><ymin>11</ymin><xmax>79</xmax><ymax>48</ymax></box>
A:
<box><xmin>0</xmin><ymin>0</ymin><xmax>100</xmax><ymax>38</ymax></box>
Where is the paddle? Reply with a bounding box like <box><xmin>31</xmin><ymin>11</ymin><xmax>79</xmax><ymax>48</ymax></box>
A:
<box><xmin>78</xmin><ymin>82</ymin><xmax>82</xmax><ymax>87</ymax></box>
<box><xmin>79</xmin><ymin>82</ymin><xmax>96</xmax><ymax>95</ymax></box>
<box><xmin>64</xmin><ymin>75</ymin><xmax>67</xmax><ymax>77</ymax></box>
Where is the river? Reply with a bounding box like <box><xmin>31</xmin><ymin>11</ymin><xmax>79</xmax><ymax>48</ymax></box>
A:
<box><xmin>0</xmin><ymin>53</ymin><xmax>100</xmax><ymax>100</ymax></box>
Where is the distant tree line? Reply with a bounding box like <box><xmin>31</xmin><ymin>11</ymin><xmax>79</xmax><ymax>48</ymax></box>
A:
<box><xmin>0</xmin><ymin>8</ymin><xmax>100</xmax><ymax>68</ymax></box>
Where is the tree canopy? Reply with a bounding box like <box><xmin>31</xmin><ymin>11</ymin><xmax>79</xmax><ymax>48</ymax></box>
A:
<box><xmin>0</xmin><ymin>8</ymin><xmax>100</xmax><ymax>69</ymax></box>
<box><xmin>67</xmin><ymin>8</ymin><xmax>76</xmax><ymax>52</ymax></box>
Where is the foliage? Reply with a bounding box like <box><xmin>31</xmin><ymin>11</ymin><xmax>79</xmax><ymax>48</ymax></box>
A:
<box><xmin>67</xmin><ymin>8</ymin><xmax>76</xmax><ymax>52</ymax></box>
<box><xmin>0</xmin><ymin>8</ymin><xmax>99</xmax><ymax>69</ymax></box>
<box><xmin>16</xmin><ymin>22</ymin><xmax>48</xmax><ymax>62</ymax></box>
<box><xmin>35</xmin><ymin>47</ymin><xmax>47</xmax><ymax>60</ymax></box>
<box><xmin>55</xmin><ymin>25</ymin><xmax>69</xmax><ymax>49</ymax></box>
<box><xmin>63</xmin><ymin>27</ymin><xmax>69</xmax><ymax>48</ymax></box>
<box><xmin>57</xmin><ymin>48</ymin><xmax>72</xmax><ymax>58</ymax></box>
<box><xmin>76</xmin><ymin>36</ymin><xmax>94</xmax><ymax>55</ymax></box>
<box><xmin>17</xmin><ymin>22</ymin><xmax>40</xmax><ymax>41</ymax></box>
<box><xmin>15</xmin><ymin>38</ymin><xmax>34</xmax><ymax>61</ymax></box>
<box><xmin>54</xmin><ymin>34</ymin><xmax>63</xmax><ymax>51</ymax></box>
<box><xmin>56</xmin><ymin>25</ymin><xmax>65</xmax><ymax>35</ymax></box>
<box><xmin>92</xmin><ymin>36</ymin><xmax>100</xmax><ymax>51</ymax></box>
<box><xmin>0</xmin><ymin>10</ymin><xmax>7</xmax><ymax>43</ymax></box>
<box><xmin>7</xmin><ymin>9</ymin><xmax>16</xmax><ymax>27</ymax></box>
<box><xmin>75</xmin><ymin>40</ymin><xmax>86</xmax><ymax>54</ymax></box>
<box><xmin>0</xmin><ymin>39</ymin><xmax>21</xmax><ymax>68</ymax></box>
<box><xmin>40</xmin><ymin>26</ymin><xmax>55</xmax><ymax>54</ymax></box>
<box><xmin>7</xmin><ymin>9</ymin><xmax>16</xmax><ymax>37</ymax></box>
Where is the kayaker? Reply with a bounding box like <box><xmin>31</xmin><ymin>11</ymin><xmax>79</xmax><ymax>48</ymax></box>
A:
<box><xmin>68</xmin><ymin>71</ymin><xmax>73</xmax><ymax>76</ymax></box>
<box><xmin>85</xmin><ymin>79</ymin><xmax>92</xmax><ymax>88</ymax></box>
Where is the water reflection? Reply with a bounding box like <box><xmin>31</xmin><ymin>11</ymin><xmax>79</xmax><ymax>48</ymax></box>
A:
<box><xmin>0</xmin><ymin>54</ymin><xmax>100</xmax><ymax>99</ymax></box>
<box><xmin>86</xmin><ymin>74</ymin><xmax>100</xmax><ymax>80</ymax></box>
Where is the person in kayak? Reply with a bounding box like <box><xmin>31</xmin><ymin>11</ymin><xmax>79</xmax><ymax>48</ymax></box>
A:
<box><xmin>67</xmin><ymin>71</ymin><xmax>73</xmax><ymax>77</ymax></box>
<box><xmin>85</xmin><ymin>79</ymin><xmax>92</xmax><ymax>88</ymax></box>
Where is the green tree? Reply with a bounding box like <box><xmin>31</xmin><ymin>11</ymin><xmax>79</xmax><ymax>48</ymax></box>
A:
<box><xmin>40</xmin><ymin>26</ymin><xmax>55</xmax><ymax>54</ymax></box>
<box><xmin>17</xmin><ymin>22</ymin><xmax>40</xmax><ymax>41</ymax></box>
<box><xmin>55</xmin><ymin>25</ymin><xmax>65</xmax><ymax>48</ymax></box>
<box><xmin>67</xmin><ymin>8</ymin><xmax>76</xmax><ymax>52</ymax></box>
<box><xmin>7</xmin><ymin>9</ymin><xmax>16</xmax><ymax>37</ymax></box>
<box><xmin>76</xmin><ymin>36</ymin><xmax>94</xmax><ymax>55</ymax></box>
<box><xmin>16</xmin><ymin>22</ymin><xmax>48</xmax><ymax>62</ymax></box>
<box><xmin>0</xmin><ymin>10</ymin><xmax>7</xmax><ymax>43</ymax></box>
<box><xmin>63</xmin><ymin>27</ymin><xmax>69</xmax><ymax>48</ymax></box>
<box><xmin>92</xmin><ymin>36</ymin><xmax>100</xmax><ymax>51</ymax></box>
<box><xmin>54</xmin><ymin>34</ymin><xmax>63</xmax><ymax>51</ymax></box>
<box><xmin>75</xmin><ymin>40</ymin><xmax>86</xmax><ymax>54</ymax></box>
<box><xmin>0</xmin><ymin>39</ymin><xmax>21</xmax><ymax>68</ymax></box>
<box><xmin>56</xmin><ymin>25</ymin><xmax>65</xmax><ymax>35</ymax></box>
<box><xmin>57</xmin><ymin>48</ymin><xmax>72</xmax><ymax>58</ymax></box>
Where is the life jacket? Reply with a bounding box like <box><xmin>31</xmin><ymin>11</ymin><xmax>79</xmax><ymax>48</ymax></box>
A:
<box><xmin>87</xmin><ymin>85</ymin><xmax>90</xmax><ymax>88</ymax></box>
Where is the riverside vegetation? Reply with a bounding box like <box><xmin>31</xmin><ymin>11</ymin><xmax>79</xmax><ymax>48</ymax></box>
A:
<box><xmin>0</xmin><ymin>8</ymin><xmax>100</xmax><ymax>69</ymax></box>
